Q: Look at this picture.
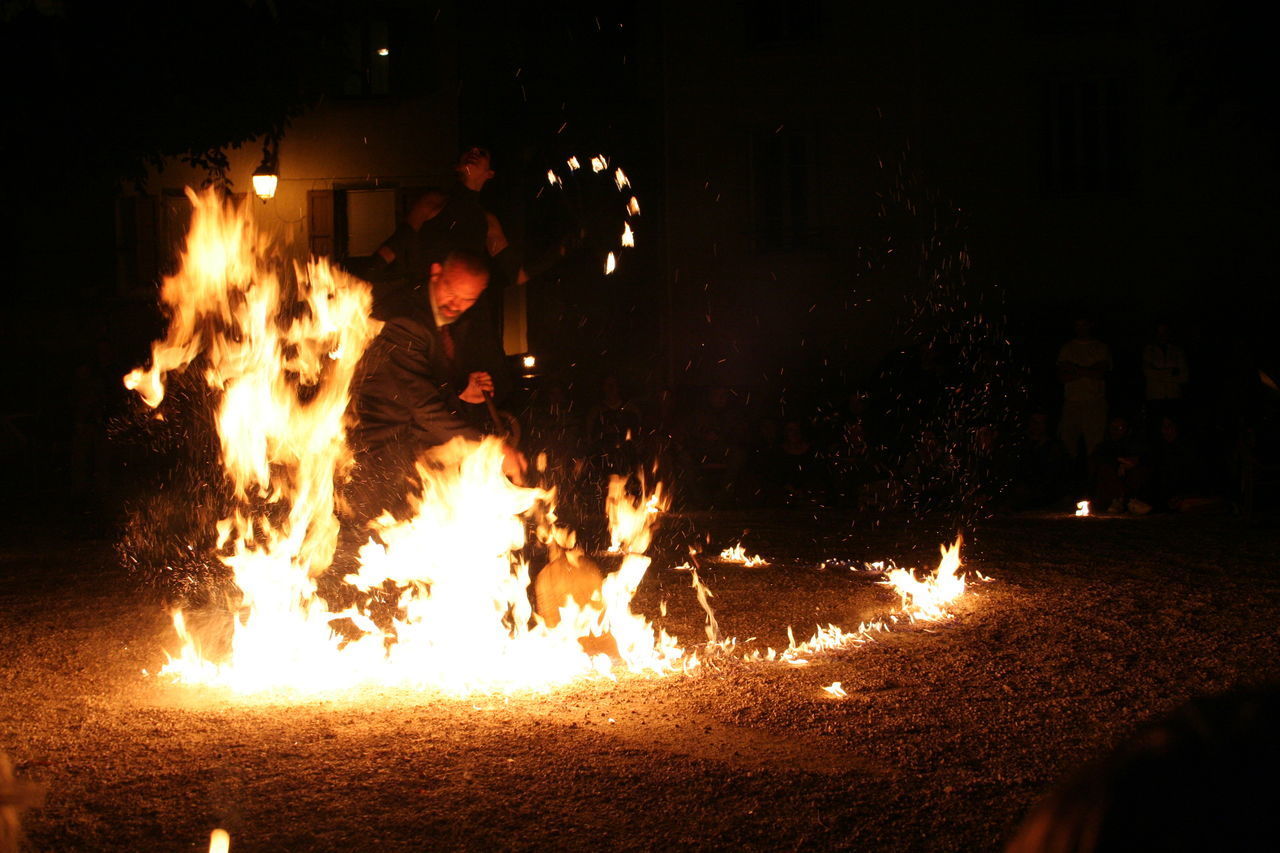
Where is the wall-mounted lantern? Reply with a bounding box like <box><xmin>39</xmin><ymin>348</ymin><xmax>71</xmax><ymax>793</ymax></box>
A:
<box><xmin>252</xmin><ymin>162</ymin><xmax>278</xmax><ymax>201</ymax></box>
<box><xmin>252</xmin><ymin>135</ymin><xmax>280</xmax><ymax>201</ymax></box>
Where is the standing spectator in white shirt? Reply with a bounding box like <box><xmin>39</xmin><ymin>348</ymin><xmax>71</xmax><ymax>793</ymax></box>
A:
<box><xmin>1058</xmin><ymin>317</ymin><xmax>1112</xmax><ymax>459</ymax></box>
<box><xmin>1143</xmin><ymin>322</ymin><xmax>1189</xmax><ymax>428</ymax></box>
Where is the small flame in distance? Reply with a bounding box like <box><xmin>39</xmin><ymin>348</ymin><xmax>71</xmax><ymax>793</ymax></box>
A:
<box><xmin>718</xmin><ymin>543</ymin><xmax>767</xmax><ymax>567</ymax></box>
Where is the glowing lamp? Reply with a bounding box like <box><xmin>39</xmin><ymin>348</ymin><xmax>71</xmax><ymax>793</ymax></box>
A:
<box><xmin>522</xmin><ymin>354</ymin><xmax>536</xmax><ymax>369</ymax></box>
<box><xmin>252</xmin><ymin>166</ymin><xmax>278</xmax><ymax>201</ymax></box>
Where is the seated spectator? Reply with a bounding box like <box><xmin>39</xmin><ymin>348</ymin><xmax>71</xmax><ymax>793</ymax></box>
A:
<box><xmin>741</xmin><ymin>415</ymin><xmax>783</xmax><ymax>507</ymax></box>
<box><xmin>678</xmin><ymin>386</ymin><xmax>748</xmax><ymax>508</ymax></box>
<box><xmin>1090</xmin><ymin>414</ymin><xmax>1152</xmax><ymax>514</ymax></box>
<box><xmin>640</xmin><ymin>385</ymin><xmax>680</xmax><ymax>478</ymax></box>
<box><xmin>964</xmin><ymin>423</ymin><xmax>1019</xmax><ymax>512</ymax></box>
<box><xmin>585</xmin><ymin>374</ymin><xmax>642</xmax><ymax>476</ymax></box>
<box><xmin>1149</xmin><ymin>415</ymin><xmax>1224</xmax><ymax>512</ymax></box>
<box><xmin>1002</xmin><ymin>412</ymin><xmax>1070</xmax><ymax>511</ymax></box>
<box><xmin>777</xmin><ymin>418</ymin><xmax>828</xmax><ymax>506</ymax></box>
<box><xmin>827</xmin><ymin>416</ymin><xmax>896</xmax><ymax>511</ymax></box>
<box><xmin>901</xmin><ymin>428</ymin><xmax>958</xmax><ymax>512</ymax></box>
<box><xmin>525</xmin><ymin>379</ymin><xmax>585</xmax><ymax>483</ymax></box>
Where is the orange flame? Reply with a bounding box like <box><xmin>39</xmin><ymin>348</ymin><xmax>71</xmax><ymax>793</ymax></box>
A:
<box><xmin>127</xmin><ymin>189</ymin><xmax>689</xmax><ymax>695</ymax></box>
<box><xmin>718</xmin><ymin>543</ymin><xmax>767</xmax><ymax>567</ymax></box>
<box><xmin>883</xmin><ymin>536</ymin><xmax>967</xmax><ymax>622</ymax></box>
<box><xmin>126</xmin><ymin>194</ymin><xmax>981</xmax><ymax>695</ymax></box>
<box><xmin>740</xmin><ymin>536</ymin><xmax>980</xmax><ymax>666</ymax></box>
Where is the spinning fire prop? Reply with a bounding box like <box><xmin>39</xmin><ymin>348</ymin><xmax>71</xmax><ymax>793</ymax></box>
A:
<box><xmin>545</xmin><ymin>152</ymin><xmax>639</xmax><ymax>275</ymax></box>
<box><xmin>123</xmin><ymin>189</ymin><xmax>983</xmax><ymax>698</ymax></box>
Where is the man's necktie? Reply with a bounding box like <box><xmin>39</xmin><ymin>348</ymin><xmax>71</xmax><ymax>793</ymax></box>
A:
<box><xmin>439</xmin><ymin>323</ymin><xmax>456</xmax><ymax>364</ymax></box>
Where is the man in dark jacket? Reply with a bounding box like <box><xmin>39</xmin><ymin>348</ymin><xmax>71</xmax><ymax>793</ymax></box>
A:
<box><xmin>345</xmin><ymin>250</ymin><xmax>524</xmax><ymax>522</ymax></box>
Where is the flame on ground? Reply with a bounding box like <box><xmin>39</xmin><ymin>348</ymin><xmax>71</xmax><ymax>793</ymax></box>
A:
<box><xmin>731</xmin><ymin>535</ymin><xmax>977</xmax><ymax>665</ymax></box>
<box><xmin>126</xmin><ymin>192</ymin><xmax>985</xmax><ymax>697</ymax></box>
<box><xmin>209</xmin><ymin>829</ymin><xmax>230</xmax><ymax>853</ymax></box>
<box><xmin>1076</xmin><ymin>500</ymin><xmax>1091</xmax><ymax>517</ymax></box>
<box><xmin>718</xmin><ymin>543</ymin><xmax>767</xmax><ymax>567</ymax></box>
<box><xmin>883</xmin><ymin>536</ymin><xmax>967</xmax><ymax>622</ymax></box>
<box><xmin>128</xmin><ymin>189</ymin><xmax>688</xmax><ymax>696</ymax></box>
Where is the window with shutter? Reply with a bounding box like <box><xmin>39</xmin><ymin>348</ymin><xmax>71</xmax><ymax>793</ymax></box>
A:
<box><xmin>308</xmin><ymin>189</ymin><xmax>335</xmax><ymax>257</ymax></box>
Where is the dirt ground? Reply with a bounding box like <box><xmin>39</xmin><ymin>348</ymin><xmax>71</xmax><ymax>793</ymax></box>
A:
<box><xmin>2</xmin><ymin>508</ymin><xmax>1279</xmax><ymax>851</ymax></box>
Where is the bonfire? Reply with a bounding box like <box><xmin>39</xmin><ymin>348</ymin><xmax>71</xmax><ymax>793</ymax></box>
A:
<box><xmin>125</xmin><ymin>189</ymin><xmax>684</xmax><ymax>695</ymax></box>
<box><xmin>123</xmin><ymin>188</ymin><xmax>983</xmax><ymax>699</ymax></box>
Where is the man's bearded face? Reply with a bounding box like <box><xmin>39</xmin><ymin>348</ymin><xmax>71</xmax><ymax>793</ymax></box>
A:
<box><xmin>432</xmin><ymin>263</ymin><xmax>487</xmax><ymax>322</ymax></box>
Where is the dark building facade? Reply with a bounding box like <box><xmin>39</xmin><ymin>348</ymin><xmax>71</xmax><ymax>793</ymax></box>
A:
<box><xmin>657</xmin><ymin>0</ymin><xmax>1277</xmax><ymax>392</ymax></box>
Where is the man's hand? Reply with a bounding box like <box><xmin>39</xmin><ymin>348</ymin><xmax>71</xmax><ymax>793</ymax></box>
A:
<box><xmin>501</xmin><ymin>442</ymin><xmax>528</xmax><ymax>485</ymax></box>
<box><xmin>460</xmin><ymin>372</ymin><xmax>495</xmax><ymax>404</ymax></box>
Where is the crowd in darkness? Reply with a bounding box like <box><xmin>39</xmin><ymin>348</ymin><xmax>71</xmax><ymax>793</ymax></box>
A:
<box><xmin>20</xmin><ymin>293</ymin><xmax>1277</xmax><ymax>530</ymax></box>
<box><xmin>514</xmin><ymin>313</ymin><xmax>1280</xmax><ymax>521</ymax></box>
<box><xmin>520</xmin><ymin>366</ymin><xmax>1004</xmax><ymax>519</ymax></box>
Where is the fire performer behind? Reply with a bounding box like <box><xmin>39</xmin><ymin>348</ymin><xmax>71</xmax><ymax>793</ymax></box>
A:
<box><xmin>344</xmin><ymin>250</ymin><xmax>525</xmax><ymax>524</ymax></box>
<box><xmin>368</xmin><ymin>145</ymin><xmax>527</xmax><ymax>319</ymax></box>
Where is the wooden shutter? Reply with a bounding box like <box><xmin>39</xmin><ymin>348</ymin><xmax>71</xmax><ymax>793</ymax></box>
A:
<box><xmin>308</xmin><ymin>189</ymin><xmax>335</xmax><ymax>257</ymax></box>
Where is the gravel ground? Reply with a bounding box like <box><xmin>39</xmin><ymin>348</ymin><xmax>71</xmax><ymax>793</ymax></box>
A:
<box><xmin>2</xmin><ymin>509</ymin><xmax>1279</xmax><ymax>851</ymax></box>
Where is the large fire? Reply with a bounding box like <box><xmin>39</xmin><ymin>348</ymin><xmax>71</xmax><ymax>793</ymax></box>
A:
<box><xmin>126</xmin><ymin>189</ymin><xmax>985</xmax><ymax>698</ymax></box>
<box><xmin>126</xmin><ymin>189</ymin><xmax>686</xmax><ymax>695</ymax></box>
